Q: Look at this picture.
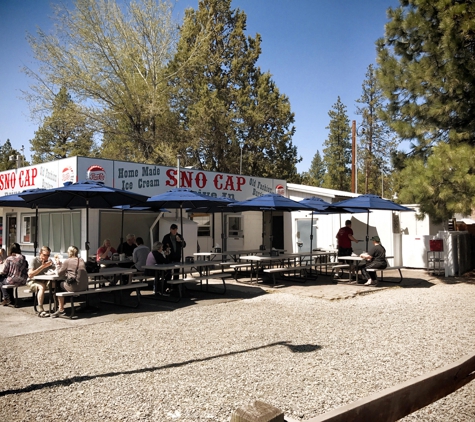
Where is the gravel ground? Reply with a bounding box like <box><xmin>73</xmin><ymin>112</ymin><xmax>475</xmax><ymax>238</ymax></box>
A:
<box><xmin>1</xmin><ymin>280</ymin><xmax>475</xmax><ymax>421</ymax></box>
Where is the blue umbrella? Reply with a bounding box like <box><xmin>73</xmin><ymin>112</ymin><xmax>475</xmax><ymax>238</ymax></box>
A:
<box><xmin>0</xmin><ymin>188</ymin><xmax>59</xmax><ymax>256</ymax></box>
<box><xmin>19</xmin><ymin>181</ymin><xmax>149</xmax><ymax>251</ymax></box>
<box><xmin>146</xmin><ymin>188</ymin><xmax>231</xmax><ymax>263</ymax></box>
<box><xmin>331</xmin><ymin>194</ymin><xmax>414</xmax><ymax>249</ymax></box>
<box><xmin>228</xmin><ymin>193</ymin><xmax>312</xmax><ymax>249</ymax></box>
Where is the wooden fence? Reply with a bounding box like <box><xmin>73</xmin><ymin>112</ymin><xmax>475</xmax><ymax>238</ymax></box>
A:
<box><xmin>231</xmin><ymin>352</ymin><xmax>475</xmax><ymax>422</ymax></box>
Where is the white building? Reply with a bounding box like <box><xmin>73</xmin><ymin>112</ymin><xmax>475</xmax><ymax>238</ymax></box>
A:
<box><xmin>1</xmin><ymin>156</ymin><xmax>461</xmax><ymax>273</ymax></box>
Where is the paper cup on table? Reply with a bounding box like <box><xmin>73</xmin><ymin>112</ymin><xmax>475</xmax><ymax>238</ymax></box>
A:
<box><xmin>119</xmin><ymin>253</ymin><xmax>125</xmax><ymax>261</ymax></box>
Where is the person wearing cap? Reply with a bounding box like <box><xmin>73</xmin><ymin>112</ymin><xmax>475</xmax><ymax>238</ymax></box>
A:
<box><xmin>358</xmin><ymin>235</ymin><xmax>387</xmax><ymax>286</ymax></box>
<box><xmin>162</xmin><ymin>224</ymin><xmax>186</xmax><ymax>281</ymax></box>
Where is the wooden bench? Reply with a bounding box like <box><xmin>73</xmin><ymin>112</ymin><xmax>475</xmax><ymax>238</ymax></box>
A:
<box><xmin>331</xmin><ymin>264</ymin><xmax>350</xmax><ymax>280</ymax></box>
<box><xmin>230</xmin><ymin>263</ymin><xmax>253</xmax><ymax>280</ymax></box>
<box><xmin>179</xmin><ymin>273</ymin><xmax>232</xmax><ymax>296</ymax></box>
<box><xmin>55</xmin><ymin>282</ymin><xmax>148</xmax><ymax>318</ymax></box>
<box><xmin>366</xmin><ymin>266</ymin><xmax>404</xmax><ymax>283</ymax></box>
<box><xmin>1</xmin><ymin>284</ymin><xmax>24</xmax><ymax>307</ymax></box>
<box><xmin>314</xmin><ymin>261</ymin><xmax>339</xmax><ymax>275</ymax></box>
<box><xmin>263</xmin><ymin>265</ymin><xmax>314</xmax><ymax>286</ymax></box>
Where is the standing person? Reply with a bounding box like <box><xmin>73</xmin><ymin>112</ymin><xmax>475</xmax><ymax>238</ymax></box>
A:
<box><xmin>162</xmin><ymin>224</ymin><xmax>186</xmax><ymax>280</ymax></box>
<box><xmin>132</xmin><ymin>237</ymin><xmax>150</xmax><ymax>271</ymax></box>
<box><xmin>52</xmin><ymin>246</ymin><xmax>88</xmax><ymax>317</ymax></box>
<box><xmin>96</xmin><ymin>238</ymin><xmax>117</xmax><ymax>261</ymax></box>
<box><xmin>358</xmin><ymin>236</ymin><xmax>387</xmax><ymax>286</ymax></box>
<box><xmin>334</xmin><ymin>220</ymin><xmax>360</xmax><ymax>279</ymax></box>
<box><xmin>336</xmin><ymin>220</ymin><xmax>359</xmax><ymax>257</ymax></box>
<box><xmin>27</xmin><ymin>246</ymin><xmax>56</xmax><ymax>317</ymax></box>
<box><xmin>117</xmin><ymin>233</ymin><xmax>137</xmax><ymax>257</ymax></box>
<box><xmin>0</xmin><ymin>243</ymin><xmax>29</xmax><ymax>306</ymax></box>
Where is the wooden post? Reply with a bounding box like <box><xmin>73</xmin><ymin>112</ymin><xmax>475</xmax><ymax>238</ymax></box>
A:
<box><xmin>230</xmin><ymin>400</ymin><xmax>284</xmax><ymax>422</ymax></box>
<box><xmin>306</xmin><ymin>352</ymin><xmax>475</xmax><ymax>422</ymax></box>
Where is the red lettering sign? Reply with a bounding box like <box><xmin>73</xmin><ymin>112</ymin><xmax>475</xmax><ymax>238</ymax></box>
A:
<box><xmin>165</xmin><ymin>169</ymin><xmax>177</xmax><ymax>187</ymax></box>
<box><xmin>195</xmin><ymin>172</ymin><xmax>207</xmax><ymax>189</ymax></box>
<box><xmin>213</xmin><ymin>174</ymin><xmax>245</xmax><ymax>191</ymax></box>
<box><xmin>0</xmin><ymin>172</ymin><xmax>16</xmax><ymax>191</ymax></box>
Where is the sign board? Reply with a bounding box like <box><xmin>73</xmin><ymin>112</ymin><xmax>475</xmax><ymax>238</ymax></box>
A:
<box><xmin>0</xmin><ymin>157</ymin><xmax>286</xmax><ymax>201</ymax></box>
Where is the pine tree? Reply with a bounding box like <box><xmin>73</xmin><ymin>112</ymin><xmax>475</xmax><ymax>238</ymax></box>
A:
<box><xmin>322</xmin><ymin>97</ymin><xmax>351</xmax><ymax>190</ymax></box>
<box><xmin>167</xmin><ymin>0</ymin><xmax>300</xmax><ymax>180</ymax></box>
<box><xmin>0</xmin><ymin>140</ymin><xmax>27</xmax><ymax>171</ymax></box>
<box><xmin>398</xmin><ymin>143</ymin><xmax>475</xmax><ymax>224</ymax></box>
<box><xmin>356</xmin><ymin>64</ymin><xmax>398</xmax><ymax>197</ymax></box>
<box><xmin>376</xmin><ymin>0</ymin><xmax>475</xmax><ymax>216</ymax></box>
<box><xmin>30</xmin><ymin>87</ymin><xmax>96</xmax><ymax>163</ymax></box>
<box><xmin>301</xmin><ymin>150</ymin><xmax>325</xmax><ymax>186</ymax></box>
<box><xmin>377</xmin><ymin>0</ymin><xmax>475</xmax><ymax>149</ymax></box>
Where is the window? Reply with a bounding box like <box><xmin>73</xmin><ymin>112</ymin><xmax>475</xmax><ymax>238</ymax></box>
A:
<box><xmin>37</xmin><ymin>211</ymin><xmax>81</xmax><ymax>252</ymax></box>
<box><xmin>190</xmin><ymin>213</ymin><xmax>211</xmax><ymax>237</ymax></box>
<box><xmin>21</xmin><ymin>215</ymin><xmax>37</xmax><ymax>244</ymax></box>
<box><xmin>228</xmin><ymin>215</ymin><xmax>243</xmax><ymax>238</ymax></box>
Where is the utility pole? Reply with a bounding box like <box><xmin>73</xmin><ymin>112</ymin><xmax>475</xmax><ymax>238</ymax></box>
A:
<box><xmin>351</xmin><ymin>121</ymin><xmax>356</xmax><ymax>193</ymax></box>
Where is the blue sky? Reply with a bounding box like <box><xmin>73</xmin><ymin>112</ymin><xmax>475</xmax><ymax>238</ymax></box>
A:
<box><xmin>0</xmin><ymin>0</ymin><xmax>400</xmax><ymax>173</ymax></box>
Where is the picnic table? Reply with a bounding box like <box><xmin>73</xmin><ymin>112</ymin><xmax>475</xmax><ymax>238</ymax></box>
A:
<box><xmin>33</xmin><ymin>267</ymin><xmax>140</xmax><ymax>318</ymax></box>
<box><xmin>193</xmin><ymin>249</ymin><xmax>268</xmax><ymax>262</ymax></box>
<box><xmin>142</xmin><ymin>260</ymin><xmax>230</xmax><ymax>301</ymax></box>
<box><xmin>236</xmin><ymin>252</ymin><xmax>314</xmax><ymax>284</ymax></box>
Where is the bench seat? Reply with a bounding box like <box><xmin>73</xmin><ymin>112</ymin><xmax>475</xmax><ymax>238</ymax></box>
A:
<box><xmin>55</xmin><ymin>282</ymin><xmax>148</xmax><ymax>318</ymax></box>
<box><xmin>263</xmin><ymin>265</ymin><xmax>314</xmax><ymax>286</ymax></box>
<box><xmin>1</xmin><ymin>284</ymin><xmax>24</xmax><ymax>308</ymax></box>
<box><xmin>367</xmin><ymin>266</ymin><xmax>404</xmax><ymax>283</ymax></box>
<box><xmin>169</xmin><ymin>273</ymin><xmax>232</xmax><ymax>297</ymax></box>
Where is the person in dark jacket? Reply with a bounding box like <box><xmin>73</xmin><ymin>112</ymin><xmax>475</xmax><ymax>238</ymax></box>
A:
<box><xmin>358</xmin><ymin>235</ymin><xmax>387</xmax><ymax>286</ymax></box>
<box><xmin>162</xmin><ymin>224</ymin><xmax>186</xmax><ymax>280</ymax></box>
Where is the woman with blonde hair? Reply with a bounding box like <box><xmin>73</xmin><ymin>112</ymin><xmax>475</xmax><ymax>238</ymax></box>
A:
<box><xmin>53</xmin><ymin>246</ymin><xmax>88</xmax><ymax>317</ymax></box>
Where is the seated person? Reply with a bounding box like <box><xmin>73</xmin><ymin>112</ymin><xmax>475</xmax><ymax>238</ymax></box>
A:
<box><xmin>96</xmin><ymin>238</ymin><xmax>116</xmax><ymax>261</ymax></box>
<box><xmin>132</xmin><ymin>237</ymin><xmax>150</xmax><ymax>272</ymax></box>
<box><xmin>53</xmin><ymin>245</ymin><xmax>88</xmax><ymax>317</ymax></box>
<box><xmin>0</xmin><ymin>243</ymin><xmax>29</xmax><ymax>306</ymax></box>
<box><xmin>117</xmin><ymin>233</ymin><xmax>137</xmax><ymax>257</ymax></box>
<box><xmin>358</xmin><ymin>235</ymin><xmax>387</xmax><ymax>286</ymax></box>
<box><xmin>145</xmin><ymin>242</ymin><xmax>170</xmax><ymax>290</ymax></box>
<box><xmin>27</xmin><ymin>246</ymin><xmax>56</xmax><ymax>317</ymax></box>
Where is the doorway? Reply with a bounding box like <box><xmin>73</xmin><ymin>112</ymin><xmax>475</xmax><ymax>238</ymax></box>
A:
<box><xmin>272</xmin><ymin>215</ymin><xmax>284</xmax><ymax>249</ymax></box>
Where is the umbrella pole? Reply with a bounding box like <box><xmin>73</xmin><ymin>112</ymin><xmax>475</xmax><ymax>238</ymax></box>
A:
<box><xmin>221</xmin><ymin>212</ymin><xmax>225</xmax><ymax>261</ymax></box>
<box><xmin>270</xmin><ymin>210</ymin><xmax>273</xmax><ymax>249</ymax></box>
<box><xmin>180</xmin><ymin>204</ymin><xmax>185</xmax><ymax>279</ymax></box>
<box><xmin>309</xmin><ymin>213</ymin><xmax>313</xmax><ymax>276</ymax></box>
<box><xmin>85</xmin><ymin>203</ymin><xmax>90</xmax><ymax>252</ymax></box>
<box><xmin>309</xmin><ymin>213</ymin><xmax>314</xmax><ymax>253</ymax></box>
<box><xmin>261</xmin><ymin>211</ymin><xmax>265</xmax><ymax>250</ymax></box>
<box><xmin>120</xmin><ymin>209</ymin><xmax>125</xmax><ymax>249</ymax></box>
<box><xmin>212</xmin><ymin>213</ymin><xmax>215</xmax><ymax>248</ymax></box>
<box><xmin>366</xmin><ymin>211</ymin><xmax>370</xmax><ymax>250</ymax></box>
<box><xmin>34</xmin><ymin>205</ymin><xmax>38</xmax><ymax>257</ymax></box>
